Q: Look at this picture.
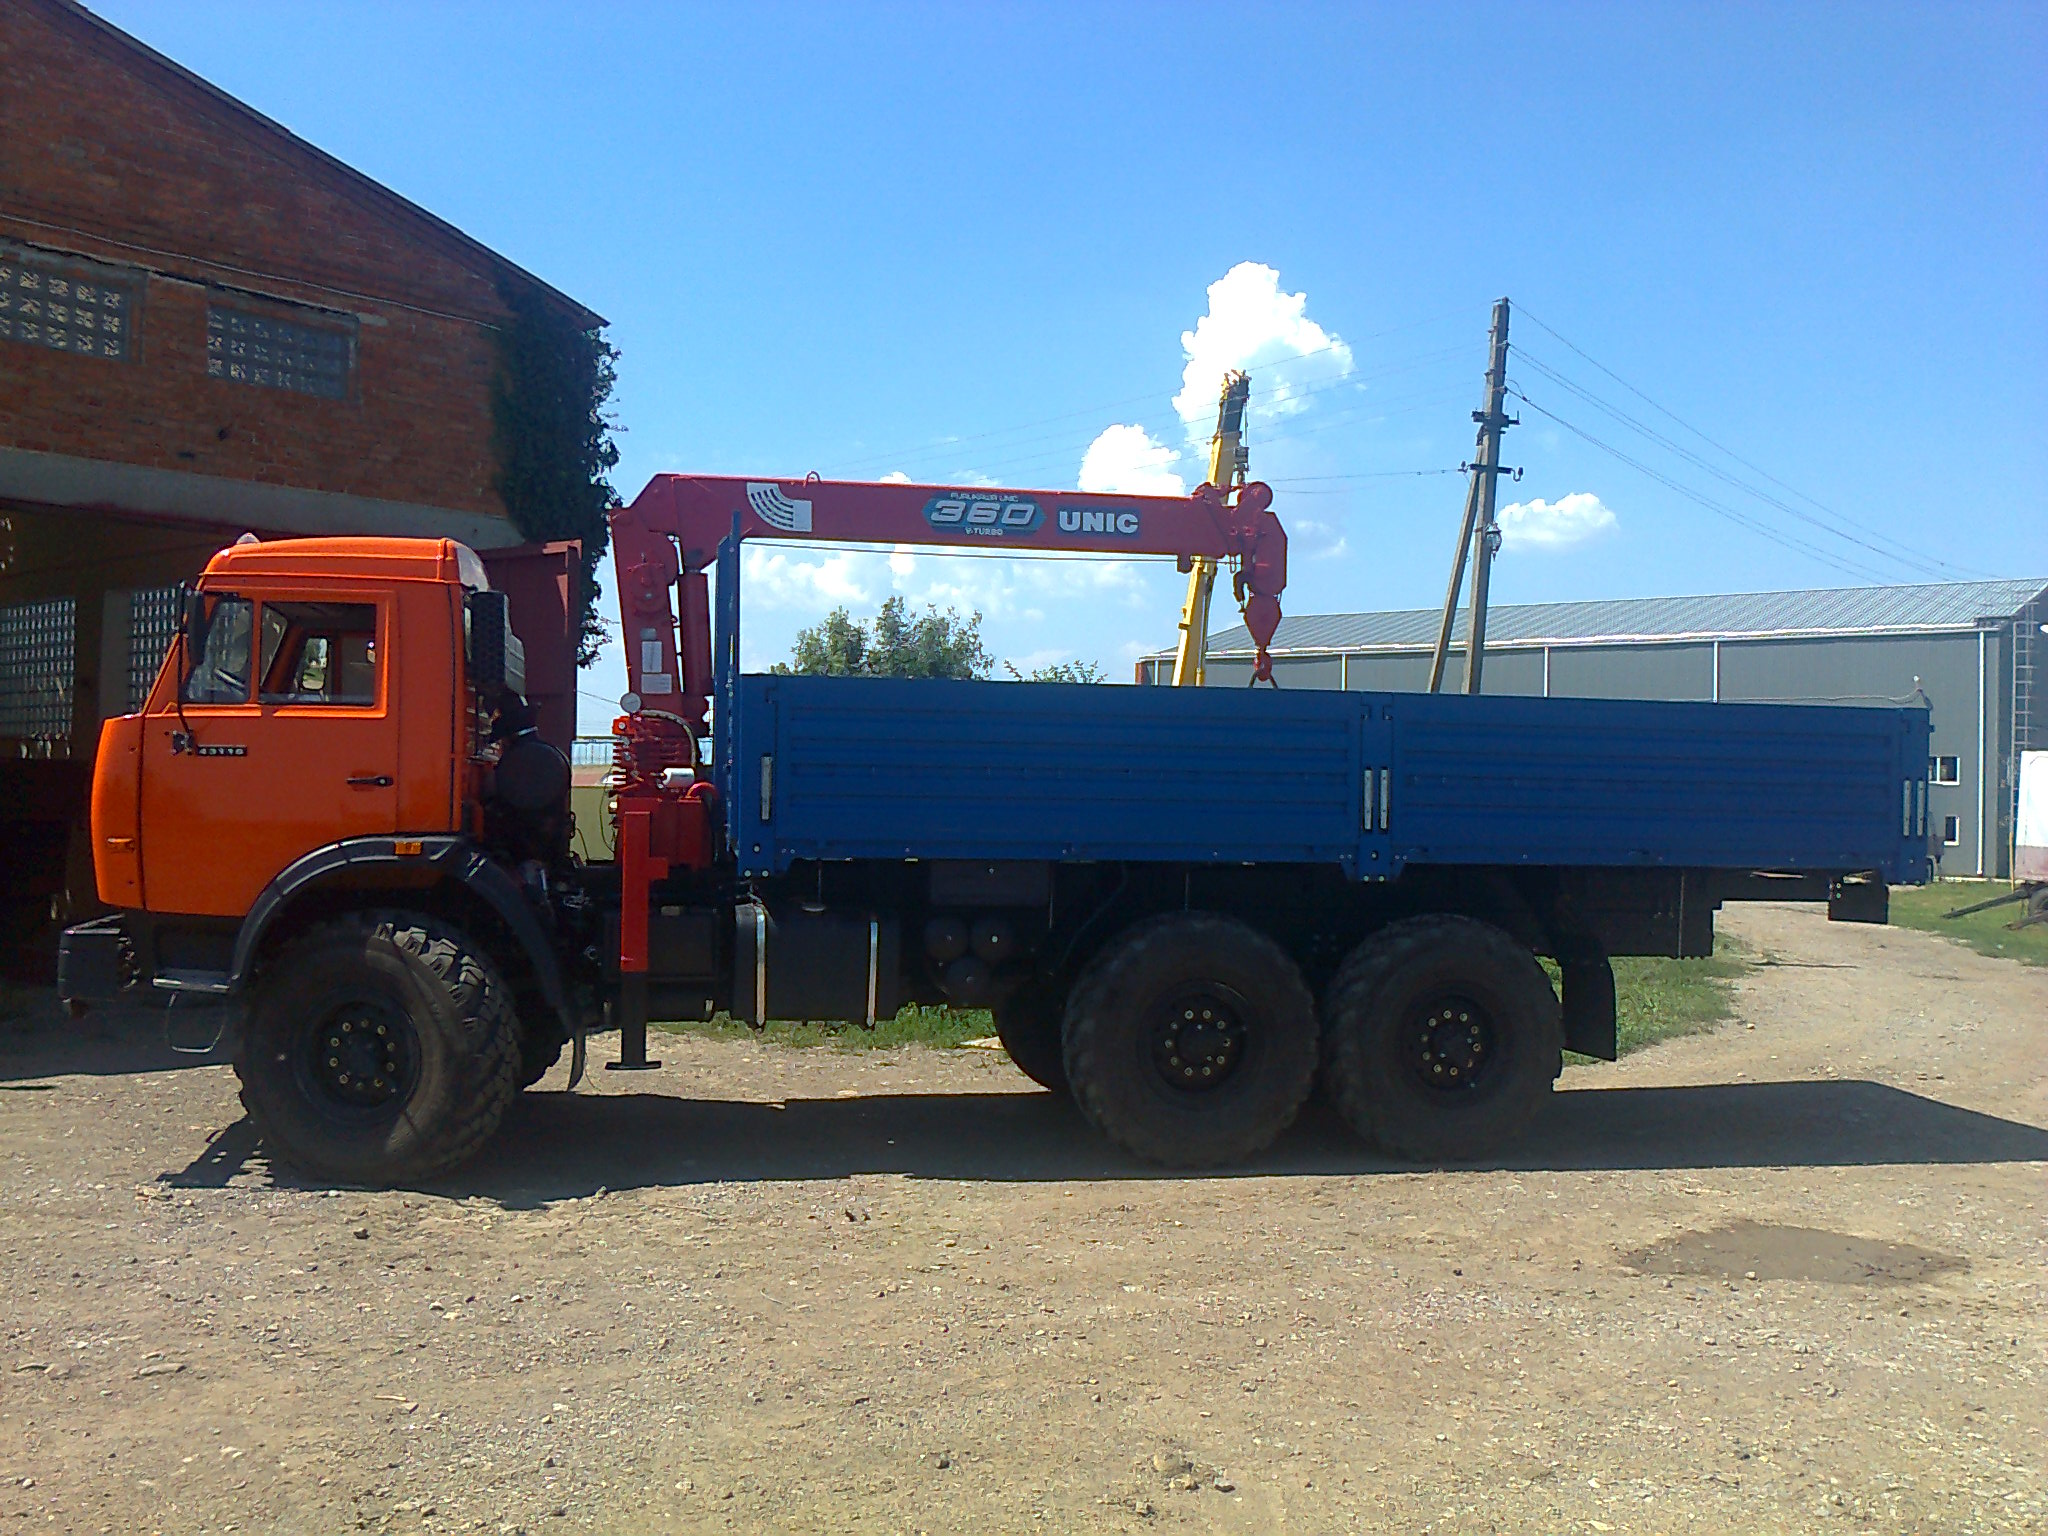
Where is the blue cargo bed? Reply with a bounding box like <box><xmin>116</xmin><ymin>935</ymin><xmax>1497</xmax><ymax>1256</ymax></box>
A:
<box><xmin>723</xmin><ymin>675</ymin><xmax>1931</xmax><ymax>884</ymax></box>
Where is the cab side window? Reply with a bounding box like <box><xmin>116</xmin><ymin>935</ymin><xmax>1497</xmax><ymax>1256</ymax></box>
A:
<box><xmin>258</xmin><ymin>603</ymin><xmax>379</xmax><ymax>706</ymax></box>
<box><xmin>181</xmin><ymin>596</ymin><xmax>255</xmax><ymax>704</ymax></box>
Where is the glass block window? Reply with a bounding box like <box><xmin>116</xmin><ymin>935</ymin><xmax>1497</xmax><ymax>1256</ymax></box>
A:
<box><xmin>206</xmin><ymin>305</ymin><xmax>352</xmax><ymax>399</ymax></box>
<box><xmin>0</xmin><ymin>597</ymin><xmax>76</xmax><ymax>746</ymax></box>
<box><xmin>128</xmin><ymin>585</ymin><xmax>184</xmax><ymax>712</ymax></box>
<box><xmin>0</xmin><ymin>245</ymin><xmax>135</xmax><ymax>360</ymax></box>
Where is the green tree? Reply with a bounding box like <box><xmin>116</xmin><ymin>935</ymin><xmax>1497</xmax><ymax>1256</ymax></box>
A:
<box><xmin>773</xmin><ymin>597</ymin><xmax>993</xmax><ymax>679</ymax></box>
<box><xmin>780</xmin><ymin>607</ymin><xmax>872</xmax><ymax>676</ymax></box>
<box><xmin>489</xmin><ymin>284</ymin><xmax>621</xmax><ymax>665</ymax></box>
<box><xmin>1004</xmin><ymin>659</ymin><xmax>1106</xmax><ymax>683</ymax></box>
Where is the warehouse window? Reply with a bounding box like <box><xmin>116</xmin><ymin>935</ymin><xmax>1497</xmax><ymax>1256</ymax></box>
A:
<box><xmin>1929</xmin><ymin>755</ymin><xmax>1961</xmax><ymax>785</ymax></box>
<box><xmin>206</xmin><ymin>304</ymin><xmax>352</xmax><ymax>399</ymax></box>
<box><xmin>0</xmin><ymin>597</ymin><xmax>77</xmax><ymax>749</ymax></box>
<box><xmin>0</xmin><ymin>243</ymin><xmax>136</xmax><ymax>360</ymax></box>
<box><xmin>1942</xmin><ymin>815</ymin><xmax>1961</xmax><ymax>846</ymax></box>
<box><xmin>127</xmin><ymin>586</ymin><xmax>183</xmax><ymax>712</ymax></box>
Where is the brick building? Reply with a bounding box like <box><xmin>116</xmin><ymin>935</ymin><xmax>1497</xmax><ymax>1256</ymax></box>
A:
<box><xmin>0</xmin><ymin>0</ymin><xmax>604</xmax><ymax>968</ymax></box>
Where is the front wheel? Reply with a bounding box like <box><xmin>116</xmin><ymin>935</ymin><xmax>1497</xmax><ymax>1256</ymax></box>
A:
<box><xmin>1062</xmin><ymin>913</ymin><xmax>1317</xmax><ymax>1167</ymax></box>
<box><xmin>234</xmin><ymin>911</ymin><xmax>521</xmax><ymax>1185</ymax></box>
<box><xmin>1323</xmin><ymin>915</ymin><xmax>1561</xmax><ymax>1163</ymax></box>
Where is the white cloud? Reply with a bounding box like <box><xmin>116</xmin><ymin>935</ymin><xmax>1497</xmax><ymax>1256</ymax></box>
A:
<box><xmin>878</xmin><ymin>470</ymin><xmax>912</xmax><ymax>484</ymax></box>
<box><xmin>741</xmin><ymin>546</ymin><xmax>876</xmax><ymax>610</ymax></box>
<box><xmin>1497</xmin><ymin>492</ymin><xmax>1617</xmax><ymax>550</ymax></box>
<box><xmin>1078</xmin><ymin>424</ymin><xmax>1187</xmax><ymax>495</ymax></box>
<box><xmin>742</xmin><ymin>535</ymin><xmax>1154</xmax><ymax>634</ymax></box>
<box><xmin>1289</xmin><ymin>515</ymin><xmax>1349</xmax><ymax>560</ymax></box>
<box><xmin>1171</xmin><ymin>261</ymin><xmax>1353</xmax><ymax>443</ymax></box>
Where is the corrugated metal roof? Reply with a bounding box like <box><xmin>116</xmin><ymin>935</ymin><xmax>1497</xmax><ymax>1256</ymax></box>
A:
<box><xmin>1188</xmin><ymin>578</ymin><xmax>2048</xmax><ymax>658</ymax></box>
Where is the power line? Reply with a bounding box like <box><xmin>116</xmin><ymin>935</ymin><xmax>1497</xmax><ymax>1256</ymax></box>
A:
<box><xmin>1513</xmin><ymin>349</ymin><xmax>1979</xmax><ymax>581</ymax></box>
<box><xmin>845</xmin><ymin>346</ymin><xmax>1471</xmax><ymax>486</ymax></box>
<box><xmin>816</xmin><ymin>312</ymin><xmax>1474</xmax><ymax>477</ymax></box>
<box><xmin>1512</xmin><ymin>304</ymin><xmax>1989</xmax><ymax>581</ymax></box>
<box><xmin>1268</xmin><ymin>468</ymin><xmax>1461</xmax><ymax>484</ymax></box>
<box><xmin>917</xmin><ymin>382</ymin><xmax>1471</xmax><ymax>487</ymax></box>
<box><xmin>1509</xmin><ymin>388</ymin><xmax>1897</xmax><ymax>584</ymax></box>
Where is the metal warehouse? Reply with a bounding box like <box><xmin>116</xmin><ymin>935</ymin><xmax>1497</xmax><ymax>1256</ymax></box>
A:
<box><xmin>1140</xmin><ymin>578</ymin><xmax>2047</xmax><ymax>879</ymax></box>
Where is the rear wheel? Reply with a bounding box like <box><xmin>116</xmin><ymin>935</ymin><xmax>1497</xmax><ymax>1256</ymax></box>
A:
<box><xmin>1062</xmin><ymin>913</ymin><xmax>1317</xmax><ymax>1167</ymax></box>
<box><xmin>992</xmin><ymin>977</ymin><xmax>1067</xmax><ymax>1093</ymax></box>
<box><xmin>235</xmin><ymin>911</ymin><xmax>520</xmax><ymax>1185</ymax></box>
<box><xmin>1323</xmin><ymin>915</ymin><xmax>1561</xmax><ymax>1163</ymax></box>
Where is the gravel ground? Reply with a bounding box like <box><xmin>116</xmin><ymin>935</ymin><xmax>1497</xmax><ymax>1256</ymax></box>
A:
<box><xmin>2</xmin><ymin>901</ymin><xmax>2043</xmax><ymax>1535</ymax></box>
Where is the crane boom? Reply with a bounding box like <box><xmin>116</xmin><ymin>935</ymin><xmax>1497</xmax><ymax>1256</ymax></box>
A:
<box><xmin>609</xmin><ymin>471</ymin><xmax>1288</xmax><ymax>735</ymax></box>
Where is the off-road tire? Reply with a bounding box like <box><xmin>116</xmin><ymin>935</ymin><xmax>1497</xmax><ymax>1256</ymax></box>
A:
<box><xmin>234</xmin><ymin>911</ymin><xmax>521</xmax><ymax>1185</ymax></box>
<box><xmin>1062</xmin><ymin>912</ymin><xmax>1317</xmax><ymax>1167</ymax></box>
<box><xmin>992</xmin><ymin>977</ymin><xmax>1068</xmax><ymax>1094</ymax></box>
<box><xmin>1323</xmin><ymin>914</ymin><xmax>1562</xmax><ymax>1164</ymax></box>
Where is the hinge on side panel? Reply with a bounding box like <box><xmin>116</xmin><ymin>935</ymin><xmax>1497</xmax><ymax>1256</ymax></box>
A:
<box><xmin>759</xmin><ymin>754</ymin><xmax>774</xmax><ymax>821</ymax></box>
<box><xmin>1378</xmin><ymin>767</ymin><xmax>1391</xmax><ymax>832</ymax></box>
<box><xmin>1363</xmin><ymin>766</ymin><xmax>1378</xmax><ymax>832</ymax></box>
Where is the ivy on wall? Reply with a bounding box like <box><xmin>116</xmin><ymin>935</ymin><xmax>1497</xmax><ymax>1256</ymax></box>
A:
<box><xmin>489</xmin><ymin>284</ymin><xmax>620</xmax><ymax>665</ymax></box>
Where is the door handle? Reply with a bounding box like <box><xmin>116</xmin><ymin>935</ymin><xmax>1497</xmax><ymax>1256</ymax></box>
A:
<box><xmin>347</xmin><ymin>774</ymin><xmax>395</xmax><ymax>789</ymax></box>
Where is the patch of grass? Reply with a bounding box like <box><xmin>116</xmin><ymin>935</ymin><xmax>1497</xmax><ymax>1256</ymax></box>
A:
<box><xmin>1887</xmin><ymin>881</ymin><xmax>2048</xmax><ymax>967</ymax></box>
<box><xmin>1555</xmin><ymin>934</ymin><xmax>1754</xmax><ymax>1063</ymax></box>
<box><xmin>653</xmin><ymin>1003</ymin><xmax>995</xmax><ymax>1052</ymax></box>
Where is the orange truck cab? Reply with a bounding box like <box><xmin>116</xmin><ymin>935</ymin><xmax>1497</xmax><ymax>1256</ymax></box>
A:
<box><xmin>59</xmin><ymin>536</ymin><xmax>584</xmax><ymax>1179</ymax></box>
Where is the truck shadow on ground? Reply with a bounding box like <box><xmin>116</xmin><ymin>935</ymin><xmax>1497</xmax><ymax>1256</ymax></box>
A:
<box><xmin>167</xmin><ymin>1078</ymin><xmax>2048</xmax><ymax>1204</ymax></box>
<box><xmin>1</xmin><ymin>995</ymin><xmax>229</xmax><ymax>1081</ymax></box>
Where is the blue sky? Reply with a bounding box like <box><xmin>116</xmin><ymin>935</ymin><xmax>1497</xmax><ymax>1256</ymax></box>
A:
<box><xmin>96</xmin><ymin>2</ymin><xmax>2048</xmax><ymax>729</ymax></box>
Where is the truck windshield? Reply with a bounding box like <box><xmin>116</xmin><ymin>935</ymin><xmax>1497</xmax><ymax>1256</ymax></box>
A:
<box><xmin>181</xmin><ymin>596</ymin><xmax>254</xmax><ymax>704</ymax></box>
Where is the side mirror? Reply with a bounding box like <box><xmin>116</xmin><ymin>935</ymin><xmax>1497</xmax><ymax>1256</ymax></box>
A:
<box><xmin>175</xmin><ymin>586</ymin><xmax>206</xmax><ymax>688</ymax></box>
<box><xmin>179</xmin><ymin>585</ymin><xmax>205</xmax><ymax>648</ymax></box>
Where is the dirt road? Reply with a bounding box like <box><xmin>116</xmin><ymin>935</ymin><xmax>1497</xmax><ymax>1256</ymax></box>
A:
<box><xmin>3</xmin><ymin>902</ymin><xmax>2043</xmax><ymax>1535</ymax></box>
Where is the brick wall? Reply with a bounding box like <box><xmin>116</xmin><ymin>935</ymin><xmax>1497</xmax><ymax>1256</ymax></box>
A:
<box><xmin>0</xmin><ymin>0</ymin><xmax>545</xmax><ymax>522</ymax></box>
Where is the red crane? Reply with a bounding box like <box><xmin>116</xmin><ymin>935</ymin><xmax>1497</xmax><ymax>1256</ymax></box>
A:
<box><xmin>601</xmin><ymin>472</ymin><xmax>1289</xmax><ymax>984</ymax></box>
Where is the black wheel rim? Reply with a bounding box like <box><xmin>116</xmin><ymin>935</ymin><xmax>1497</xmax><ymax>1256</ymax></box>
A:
<box><xmin>1147</xmin><ymin>985</ymin><xmax>1251</xmax><ymax>1094</ymax></box>
<box><xmin>1401</xmin><ymin>992</ymin><xmax>1497</xmax><ymax>1094</ymax></box>
<box><xmin>298</xmin><ymin>991</ymin><xmax>419</xmax><ymax>1117</ymax></box>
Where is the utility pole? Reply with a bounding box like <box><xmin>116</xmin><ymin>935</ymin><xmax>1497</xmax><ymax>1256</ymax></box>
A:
<box><xmin>1427</xmin><ymin>298</ymin><xmax>1518</xmax><ymax>693</ymax></box>
<box><xmin>1171</xmin><ymin>371</ymin><xmax>1251</xmax><ymax>687</ymax></box>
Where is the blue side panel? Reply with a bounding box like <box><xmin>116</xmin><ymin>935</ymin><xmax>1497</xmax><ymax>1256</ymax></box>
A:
<box><xmin>731</xmin><ymin>676</ymin><xmax>1364</xmax><ymax>876</ymax></box>
<box><xmin>728</xmin><ymin>674</ymin><xmax>1931</xmax><ymax>883</ymax></box>
<box><xmin>1387</xmin><ymin>693</ymin><xmax>1930</xmax><ymax>880</ymax></box>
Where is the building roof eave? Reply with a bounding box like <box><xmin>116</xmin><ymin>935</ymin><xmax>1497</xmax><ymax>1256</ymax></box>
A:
<box><xmin>44</xmin><ymin>0</ymin><xmax>606</xmax><ymax>332</ymax></box>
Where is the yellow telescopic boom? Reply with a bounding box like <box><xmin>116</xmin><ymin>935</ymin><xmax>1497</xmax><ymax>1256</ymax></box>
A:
<box><xmin>1171</xmin><ymin>372</ymin><xmax>1250</xmax><ymax>686</ymax></box>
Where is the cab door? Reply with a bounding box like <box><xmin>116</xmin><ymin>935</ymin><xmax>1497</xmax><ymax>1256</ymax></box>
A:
<box><xmin>139</xmin><ymin>587</ymin><xmax>399</xmax><ymax>917</ymax></box>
